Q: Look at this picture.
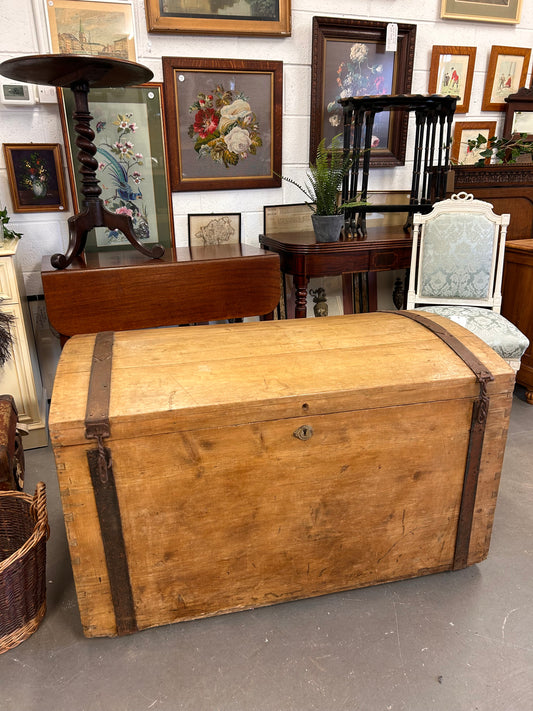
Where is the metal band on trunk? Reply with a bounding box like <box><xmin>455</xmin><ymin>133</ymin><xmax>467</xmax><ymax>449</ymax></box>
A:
<box><xmin>388</xmin><ymin>311</ymin><xmax>494</xmax><ymax>570</ymax></box>
<box><xmin>85</xmin><ymin>331</ymin><xmax>138</xmax><ymax>636</ymax></box>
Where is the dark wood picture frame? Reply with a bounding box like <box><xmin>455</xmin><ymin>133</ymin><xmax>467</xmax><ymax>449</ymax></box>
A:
<box><xmin>451</xmin><ymin>121</ymin><xmax>497</xmax><ymax>165</ymax></box>
<box><xmin>428</xmin><ymin>46</ymin><xmax>476</xmax><ymax>114</ymax></box>
<box><xmin>188</xmin><ymin>212</ymin><xmax>241</xmax><ymax>246</ymax></box>
<box><xmin>58</xmin><ymin>83</ymin><xmax>175</xmax><ymax>255</ymax></box>
<box><xmin>162</xmin><ymin>57</ymin><xmax>283</xmax><ymax>192</ymax></box>
<box><xmin>3</xmin><ymin>143</ymin><xmax>68</xmax><ymax>213</ymax></box>
<box><xmin>309</xmin><ymin>17</ymin><xmax>416</xmax><ymax>168</ymax></box>
<box><xmin>144</xmin><ymin>0</ymin><xmax>291</xmax><ymax>37</ymax></box>
<box><xmin>482</xmin><ymin>46</ymin><xmax>531</xmax><ymax>112</ymax></box>
<box><xmin>503</xmin><ymin>87</ymin><xmax>533</xmax><ymax>140</ymax></box>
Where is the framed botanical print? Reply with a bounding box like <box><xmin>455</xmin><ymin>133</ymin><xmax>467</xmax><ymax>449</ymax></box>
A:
<box><xmin>162</xmin><ymin>57</ymin><xmax>283</xmax><ymax>192</ymax></box>
<box><xmin>144</xmin><ymin>0</ymin><xmax>291</xmax><ymax>37</ymax></box>
<box><xmin>441</xmin><ymin>0</ymin><xmax>522</xmax><ymax>24</ymax></box>
<box><xmin>3</xmin><ymin>143</ymin><xmax>68</xmax><ymax>213</ymax></box>
<box><xmin>45</xmin><ymin>0</ymin><xmax>136</xmax><ymax>60</ymax></box>
<box><xmin>451</xmin><ymin>121</ymin><xmax>497</xmax><ymax>165</ymax></box>
<box><xmin>428</xmin><ymin>46</ymin><xmax>476</xmax><ymax>114</ymax></box>
<box><xmin>58</xmin><ymin>83</ymin><xmax>175</xmax><ymax>253</ymax></box>
<box><xmin>188</xmin><ymin>213</ymin><xmax>241</xmax><ymax>247</ymax></box>
<box><xmin>310</xmin><ymin>17</ymin><xmax>416</xmax><ymax>168</ymax></box>
<box><xmin>482</xmin><ymin>46</ymin><xmax>531</xmax><ymax>112</ymax></box>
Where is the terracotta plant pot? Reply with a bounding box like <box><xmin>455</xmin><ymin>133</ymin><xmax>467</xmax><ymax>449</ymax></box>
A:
<box><xmin>311</xmin><ymin>214</ymin><xmax>344</xmax><ymax>243</ymax></box>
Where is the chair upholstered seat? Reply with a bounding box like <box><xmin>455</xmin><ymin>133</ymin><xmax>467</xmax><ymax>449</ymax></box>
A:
<box><xmin>407</xmin><ymin>192</ymin><xmax>529</xmax><ymax>373</ymax></box>
<box><xmin>415</xmin><ymin>305</ymin><xmax>530</xmax><ymax>361</ymax></box>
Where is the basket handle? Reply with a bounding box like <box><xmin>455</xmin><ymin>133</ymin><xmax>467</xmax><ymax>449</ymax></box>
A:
<box><xmin>30</xmin><ymin>481</ymin><xmax>50</xmax><ymax>541</ymax></box>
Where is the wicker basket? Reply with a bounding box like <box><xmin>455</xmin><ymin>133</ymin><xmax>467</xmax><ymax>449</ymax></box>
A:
<box><xmin>0</xmin><ymin>482</ymin><xmax>49</xmax><ymax>654</ymax></box>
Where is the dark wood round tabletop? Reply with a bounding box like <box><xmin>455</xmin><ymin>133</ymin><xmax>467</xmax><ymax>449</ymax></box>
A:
<box><xmin>0</xmin><ymin>53</ymin><xmax>153</xmax><ymax>89</ymax></box>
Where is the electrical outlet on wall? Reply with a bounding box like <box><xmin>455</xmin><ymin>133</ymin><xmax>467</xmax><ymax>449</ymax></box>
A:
<box><xmin>37</xmin><ymin>85</ymin><xmax>57</xmax><ymax>103</ymax></box>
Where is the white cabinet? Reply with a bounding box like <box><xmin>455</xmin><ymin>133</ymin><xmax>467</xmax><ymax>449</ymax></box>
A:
<box><xmin>0</xmin><ymin>238</ymin><xmax>47</xmax><ymax>448</ymax></box>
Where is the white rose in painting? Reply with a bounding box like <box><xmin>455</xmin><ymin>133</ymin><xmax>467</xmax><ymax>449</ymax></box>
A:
<box><xmin>219</xmin><ymin>99</ymin><xmax>252</xmax><ymax>132</ymax></box>
<box><xmin>224</xmin><ymin>126</ymin><xmax>252</xmax><ymax>155</ymax></box>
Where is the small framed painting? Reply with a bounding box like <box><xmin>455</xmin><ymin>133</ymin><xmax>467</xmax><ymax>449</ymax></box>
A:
<box><xmin>441</xmin><ymin>0</ymin><xmax>522</xmax><ymax>24</ymax></box>
<box><xmin>3</xmin><ymin>143</ymin><xmax>68</xmax><ymax>213</ymax></box>
<box><xmin>188</xmin><ymin>213</ymin><xmax>241</xmax><ymax>247</ymax></box>
<box><xmin>45</xmin><ymin>0</ymin><xmax>136</xmax><ymax>60</ymax></box>
<box><xmin>162</xmin><ymin>57</ymin><xmax>282</xmax><ymax>192</ymax></box>
<box><xmin>428</xmin><ymin>46</ymin><xmax>476</xmax><ymax>114</ymax></box>
<box><xmin>144</xmin><ymin>0</ymin><xmax>291</xmax><ymax>37</ymax></box>
<box><xmin>482</xmin><ymin>46</ymin><xmax>531</xmax><ymax>112</ymax></box>
<box><xmin>451</xmin><ymin>121</ymin><xmax>497</xmax><ymax>165</ymax></box>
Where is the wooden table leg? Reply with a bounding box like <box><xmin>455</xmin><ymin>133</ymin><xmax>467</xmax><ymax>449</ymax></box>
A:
<box><xmin>294</xmin><ymin>275</ymin><xmax>309</xmax><ymax>318</ymax></box>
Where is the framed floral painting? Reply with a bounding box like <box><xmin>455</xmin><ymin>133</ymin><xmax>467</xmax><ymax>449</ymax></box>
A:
<box><xmin>58</xmin><ymin>83</ymin><xmax>175</xmax><ymax>253</ymax></box>
<box><xmin>162</xmin><ymin>57</ymin><xmax>282</xmax><ymax>192</ymax></box>
<box><xmin>310</xmin><ymin>17</ymin><xmax>416</xmax><ymax>167</ymax></box>
<box><xmin>45</xmin><ymin>0</ymin><xmax>136</xmax><ymax>60</ymax></box>
<box><xmin>428</xmin><ymin>46</ymin><xmax>476</xmax><ymax>114</ymax></box>
<box><xmin>451</xmin><ymin>121</ymin><xmax>497</xmax><ymax>165</ymax></box>
<box><xmin>144</xmin><ymin>0</ymin><xmax>291</xmax><ymax>37</ymax></box>
<box><xmin>3</xmin><ymin>143</ymin><xmax>68</xmax><ymax>213</ymax></box>
<box><xmin>188</xmin><ymin>213</ymin><xmax>241</xmax><ymax>247</ymax></box>
<box><xmin>482</xmin><ymin>46</ymin><xmax>531</xmax><ymax>112</ymax></box>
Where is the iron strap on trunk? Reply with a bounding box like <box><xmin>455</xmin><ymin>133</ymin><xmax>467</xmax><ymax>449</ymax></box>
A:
<box><xmin>84</xmin><ymin>331</ymin><xmax>138</xmax><ymax>636</ymax></box>
<box><xmin>388</xmin><ymin>310</ymin><xmax>494</xmax><ymax>571</ymax></box>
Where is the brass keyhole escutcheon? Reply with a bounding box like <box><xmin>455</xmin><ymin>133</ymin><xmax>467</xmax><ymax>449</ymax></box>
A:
<box><xmin>293</xmin><ymin>425</ymin><xmax>313</xmax><ymax>441</ymax></box>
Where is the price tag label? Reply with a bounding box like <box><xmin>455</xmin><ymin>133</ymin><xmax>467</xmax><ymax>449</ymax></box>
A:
<box><xmin>386</xmin><ymin>23</ymin><xmax>398</xmax><ymax>52</ymax></box>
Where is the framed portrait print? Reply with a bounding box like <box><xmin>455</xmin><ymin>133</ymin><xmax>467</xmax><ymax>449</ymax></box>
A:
<box><xmin>3</xmin><ymin>143</ymin><xmax>68</xmax><ymax>213</ymax></box>
<box><xmin>45</xmin><ymin>0</ymin><xmax>136</xmax><ymax>60</ymax></box>
<box><xmin>428</xmin><ymin>46</ymin><xmax>476</xmax><ymax>114</ymax></box>
<box><xmin>144</xmin><ymin>0</ymin><xmax>291</xmax><ymax>37</ymax></box>
<box><xmin>188</xmin><ymin>213</ymin><xmax>241</xmax><ymax>247</ymax></box>
<box><xmin>441</xmin><ymin>0</ymin><xmax>522</xmax><ymax>24</ymax></box>
<box><xmin>482</xmin><ymin>46</ymin><xmax>531</xmax><ymax>112</ymax></box>
<box><xmin>451</xmin><ymin>121</ymin><xmax>497</xmax><ymax>165</ymax></box>
<box><xmin>58</xmin><ymin>83</ymin><xmax>175</xmax><ymax>253</ymax></box>
<box><xmin>310</xmin><ymin>17</ymin><xmax>416</xmax><ymax>168</ymax></box>
<box><xmin>162</xmin><ymin>57</ymin><xmax>283</xmax><ymax>192</ymax></box>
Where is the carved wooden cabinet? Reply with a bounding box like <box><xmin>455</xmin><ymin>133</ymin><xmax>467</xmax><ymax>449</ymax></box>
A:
<box><xmin>0</xmin><ymin>239</ymin><xmax>47</xmax><ymax>447</ymax></box>
<box><xmin>502</xmin><ymin>239</ymin><xmax>533</xmax><ymax>403</ymax></box>
<box><xmin>450</xmin><ymin>165</ymin><xmax>533</xmax><ymax>240</ymax></box>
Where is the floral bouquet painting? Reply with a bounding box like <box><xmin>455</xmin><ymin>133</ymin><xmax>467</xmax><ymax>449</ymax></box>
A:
<box><xmin>325</xmin><ymin>41</ymin><xmax>393</xmax><ymax>149</ymax></box>
<box><xmin>188</xmin><ymin>85</ymin><xmax>262</xmax><ymax>168</ymax></box>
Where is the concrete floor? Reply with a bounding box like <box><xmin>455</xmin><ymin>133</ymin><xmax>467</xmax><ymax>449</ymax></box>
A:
<box><xmin>1</xmin><ymin>387</ymin><xmax>532</xmax><ymax>711</ymax></box>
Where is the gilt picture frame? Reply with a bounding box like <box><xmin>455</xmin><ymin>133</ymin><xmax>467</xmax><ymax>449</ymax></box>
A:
<box><xmin>428</xmin><ymin>46</ymin><xmax>476</xmax><ymax>114</ymax></box>
<box><xmin>451</xmin><ymin>121</ymin><xmax>497</xmax><ymax>165</ymax></box>
<box><xmin>162</xmin><ymin>57</ymin><xmax>283</xmax><ymax>192</ymax></box>
<box><xmin>3</xmin><ymin>143</ymin><xmax>68</xmax><ymax>213</ymax></box>
<box><xmin>45</xmin><ymin>0</ymin><xmax>136</xmax><ymax>60</ymax></box>
<box><xmin>144</xmin><ymin>0</ymin><xmax>291</xmax><ymax>37</ymax></box>
<box><xmin>310</xmin><ymin>17</ymin><xmax>416</xmax><ymax>168</ymax></box>
<box><xmin>482</xmin><ymin>46</ymin><xmax>531</xmax><ymax>112</ymax></box>
<box><xmin>441</xmin><ymin>0</ymin><xmax>522</xmax><ymax>24</ymax></box>
<box><xmin>58</xmin><ymin>83</ymin><xmax>175</xmax><ymax>253</ymax></box>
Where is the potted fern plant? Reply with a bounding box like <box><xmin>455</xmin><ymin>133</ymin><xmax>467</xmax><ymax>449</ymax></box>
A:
<box><xmin>280</xmin><ymin>135</ymin><xmax>366</xmax><ymax>242</ymax></box>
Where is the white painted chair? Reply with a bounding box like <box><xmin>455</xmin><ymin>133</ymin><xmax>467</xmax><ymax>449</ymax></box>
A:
<box><xmin>407</xmin><ymin>192</ymin><xmax>529</xmax><ymax>372</ymax></box>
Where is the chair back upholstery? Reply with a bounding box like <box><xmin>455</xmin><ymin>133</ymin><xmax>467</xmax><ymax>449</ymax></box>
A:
<box><xmin>407</xmin><ymin>192</ymin><xmax>510</xmax><ymax>312</ymax></box>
